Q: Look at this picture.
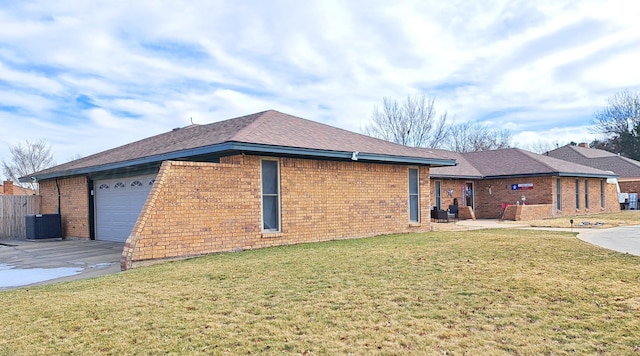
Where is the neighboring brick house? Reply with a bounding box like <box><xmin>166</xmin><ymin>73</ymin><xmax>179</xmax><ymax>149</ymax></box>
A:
<box><xmin>429</xmin><ymin>148</ymin><xmax>619</xmax><ymax>220</ymax></box>
<box><xmin>21</xmin><ymin>110</ymin><xmax>455</xmax><ymax>269</ymax></box>
<box><xmin>546</xmin><ymin>143</ymin><xmax>640</xmax><ymax>196</ymax></box>
<box><xmin>0</xmin><ymin>180</ymin><xmax>36</xmax><ymax>195</ymax></box>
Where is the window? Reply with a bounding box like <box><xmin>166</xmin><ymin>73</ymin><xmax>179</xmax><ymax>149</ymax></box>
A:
<box><xmin>409</xmin><ymin>168</ymin><xmax>419</xmax><ymax>222</ymax></box>
<box><xmin>114</xmin><ymin>182</ymin><xmax>126</xmax><ymax>189</ymax></box>
<box><xmin>261</xmin><ymin>160</ymin><xmax>280</xmax><ymax>232</ymax></box>
<box><xmin>584</xmin><ymin>179</ymin><xmax>589</xmax><ymax>209</ymax></box>
<box><xmin>600</xmin><ymin>180</ymin><xmax>605</xmax><ymax>209</ymax></box>
<box><xmin>435</xmin><ymin>181</ymin><xmax>442</xmax><ymax>210</ymax></box>
<box><xmin>575</xmin><ymin>179</ymin><xmax>580</xmax><ymax>209</ymax></box>
<box><xmin>556</xmin><ymin>178</ymin><xmax>561</xmax><ymax>211</ymax></box>
<box><xmin>131</xmin><ymin>180</ymin><xmax>143</xmax><ymax>187</ymax></box>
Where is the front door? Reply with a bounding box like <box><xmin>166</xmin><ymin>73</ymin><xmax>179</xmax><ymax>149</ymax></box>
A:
<box><xmin>465</xmin><ymin>182</ymin><xmax>474</xmax><ymax>209</ymax></box>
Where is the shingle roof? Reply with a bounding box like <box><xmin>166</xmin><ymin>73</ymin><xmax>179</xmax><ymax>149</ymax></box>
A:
<box><xmin>430</xmin><ymin>148</ymin><xmax>616</xmax><ymax>179</ymax></box>
<box><xmin>425</xmin><ymin>149</ymin><xmax>482</xmax><ymax>179</ymax></box>
<box><xmin>24</xmin><ymin>110</ymin><xmax>455</xmax><ymax>180</ymax></box>
<box><xmin>546</xmin><ymin>145</ymin><xmax>640</xmax><ymax>179</ymax></box>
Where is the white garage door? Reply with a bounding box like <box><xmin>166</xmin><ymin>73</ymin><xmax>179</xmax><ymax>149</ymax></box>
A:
<box><xmin>95</xmin><ymin>174</ymin><xmax>156</xmax><ymax>242</ymax></box>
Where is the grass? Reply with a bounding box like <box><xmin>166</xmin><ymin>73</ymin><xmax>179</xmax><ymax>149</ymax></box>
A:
<box><xmin>525</xmin><ymin>210</ymin><xmax>640</xmax><ymax>228</ymax></box>
<box><xmin>2</xmin><ymin>228</ymin><xmax>640</xmax><ymax>354</ymax></box>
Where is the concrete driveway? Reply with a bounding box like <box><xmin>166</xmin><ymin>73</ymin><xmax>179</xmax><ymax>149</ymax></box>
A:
<box><xmin>577</xmin><ymin>226</ymin><xmax>640</xmax><ymax>256</ymax></box>
<box><xmin>0</xmin><ymin>238</ymin><xmax>123</xmax><ymax>290</ymax></box>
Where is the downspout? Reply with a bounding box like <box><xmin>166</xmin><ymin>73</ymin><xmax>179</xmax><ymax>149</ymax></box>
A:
<box><xmin>55</xmin><ymin>178</ymin><xmax>61</xmax><ymax>214</ymax></box>
<box><xmin>55</xmin><ymin>178</ymin><xmax>63</xmax><ymax>238</ymax></box>
<box><xmin>88</xmin><ymin>179</ymin><xmax>95</xmax><ymax>240</ymax></box>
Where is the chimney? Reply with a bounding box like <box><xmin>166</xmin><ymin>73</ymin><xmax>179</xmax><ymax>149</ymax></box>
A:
<box><xmin>578</xmin><ymin>142</ymin><xmax>588</xmax><ymax>148</ymax></box>
<box><xmin>3</xmin><ymin>180</ymin><xmax>14</xmax><ymax>195</ymax></box>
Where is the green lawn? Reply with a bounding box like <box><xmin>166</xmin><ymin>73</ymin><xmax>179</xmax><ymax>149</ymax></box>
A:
<box><xmin>2</xmin><ymin>229</ymin><xmax>640</xmax><ymax>355</ymax></box>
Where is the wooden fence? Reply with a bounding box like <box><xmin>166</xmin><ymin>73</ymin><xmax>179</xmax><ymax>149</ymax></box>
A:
<box><xmin>0</xmin><ymin>195</ymin><xmax>41</xmax><ymax>239</ymax></box>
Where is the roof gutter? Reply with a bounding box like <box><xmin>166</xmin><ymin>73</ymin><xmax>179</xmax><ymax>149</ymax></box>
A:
<box><xmin>483</xmin><ymin>172</ymin><xmax>618</xmax><ymax>180</ymax></box>
<box><xmin>429</xmin><ymin>174</ymin><xmax>483</xmax><ymax>180</ymax></box>
<box><xmin>21</xmin><ymin>141</ymin><xmax>456</xmax><ymax>182</ymax></box>
<box><xmin>229</xmin><ymin>142</ymin><xmax>457</xmax><ymax>167</ymax></box>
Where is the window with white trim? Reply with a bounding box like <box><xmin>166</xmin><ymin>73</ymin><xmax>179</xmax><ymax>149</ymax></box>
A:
<box><xmin>435</xmin><ymin>180</ymin><xmax>442</xmax><ymax>210</ymax></box>
<box><xmin>261</xmin><ymin>160</ymin><xmax>280</xmax><ymax>232</ymax></box>
<box><xmin>575</xmin><ymin>179</ymin><xmax>580</xmax><ymax>209</ymax></box>
<box><xmin>556</xmin><ymin>178</ymin><xmax>562</xmax><ymax>211</ymax></box>
<box><xmin>131</xmin><ymin>180</ymin><xmax>143</xmax><ymax>187</ymax></box>
<box><xmin>600</xmin><ymin>180</ymin><xmax>605</xmax><ymax>209</ymax></box>
<box><xmin>409</xmin><ymin>168</ymin><xmax>419</xmax><ymax>222</ymax></box>
<box><xmin>584</xmin><ymin>179</ymin><xmax>589</xmax><ymax>209</ymax></box>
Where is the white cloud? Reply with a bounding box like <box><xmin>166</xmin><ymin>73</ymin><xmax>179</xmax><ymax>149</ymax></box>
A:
<box><xmin>514</xmin><ymin>125</ymin><xmax>597</xmax><ymax>152</ymax></box>
<box><xmin>1</xmin><ymin>0</ymin><xmax>640</xmax><ymax>166</ymax></box>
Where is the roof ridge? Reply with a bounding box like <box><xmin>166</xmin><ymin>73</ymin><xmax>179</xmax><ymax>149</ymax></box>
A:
<box><xmin>229</xmin><ymin>110</ymin><xmax>281</xmax><ymax>141</ymax></box>
<box><xmin>571</xmin><ymin>144</ymin><xmax>620</xmax><ymax>158</ymax></box>
<box><xmin>567</xmin><ymin>145</ymin><xmax>588</xmax><ymax>158</ymax></box>
<box><xmin>516</xmin><ymin>148</ymin><xmax>559</xmax><ymax>172</ymax></box>
<box><xmin>617</xmin><ymin>155</ymin><xmax>640</xmax><ymax>167</ymax></box>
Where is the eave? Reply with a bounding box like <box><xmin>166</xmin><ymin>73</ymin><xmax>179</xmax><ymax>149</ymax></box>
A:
<box><xmin>483</xmin><ymin>172</ymin><xmax>618</xmax><ymax>180</ymax></box>
<box><xmin>429</xmin><ymin>174</ymin><xmax>483</xmax><ymax>180</ymax></box>
<box><xmin>20</xmin><ymin>141</ymin><xmax>456</xmax><ymax>182</ymax></box>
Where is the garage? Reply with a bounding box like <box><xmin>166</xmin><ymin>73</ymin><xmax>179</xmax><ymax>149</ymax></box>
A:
<box><xmin>94</xmin><ymin>174</ymin><xmax>156</xmax><ymax>242</ymax></box>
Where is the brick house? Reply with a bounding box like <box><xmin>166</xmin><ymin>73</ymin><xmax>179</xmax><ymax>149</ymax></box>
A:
<box><xmin>21</xmin><ymin>110</ymin><xmax>455</xmax><ymax>269</ymax></box>
<box><xmin>546</xmin><ymin>143</ymin><xmax>640</xmax><ymax>196</ymax></box>
<box><xmin>0</xmin><ymin>180</ymin><xmax>36</xmax><ymax>195</ymax></box>
<box><xmin>429</xmin><ymin>148</ymin><xmax>619</xmax><ymax>220</ymax></box>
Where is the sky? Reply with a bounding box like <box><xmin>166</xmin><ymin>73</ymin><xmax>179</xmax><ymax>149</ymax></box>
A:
<box><xmin>1</xmin><ymin>0</ymin><xmax>640</xmax><ymax>168</ymax></box>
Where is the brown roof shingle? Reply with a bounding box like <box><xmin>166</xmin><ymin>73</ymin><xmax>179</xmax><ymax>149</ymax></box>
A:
<box><xmin>546</xmin><ymin>145</ymin><xmax>640</xmax><ymax>179</ymax></box>
<box><xmin>26</xmin><ymin>110</ymin><xmax>454</xmax><ymax>180</ymax></box>
<box><xmin>431</xmin><ymin>148</ymin><xmax>616</xmax><ymax>179</ymax></box>
<box><xmin>424</xmin><ymin>149</ymin><xmax>482</xmax><ymax>178</ymax></box>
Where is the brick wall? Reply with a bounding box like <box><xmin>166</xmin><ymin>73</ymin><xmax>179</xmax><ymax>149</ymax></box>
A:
<box><xmin>502</xmin><ymin>204</ymin><xmax>552</xmax><ymax>221</ymax></box>
<box><xmin>2</xmin><ymin>181</ymin><xmax>14</xmax><ymax>195</ymax></box>
<box><xmin>475</xmin><ymin>177</ymin><xmax>553</xmax><ymax>219</ymax></box>
<box><xmin>39</xmin><ymin>176</ymin><xmax>89</xmax><ymax>238</ymax></box>
<box><xmin>432</xmin><ymin>176</ymin><xmax>619</xmax><ymax>220</ymax></box>
<box><xmin>619</xmin><ymin>180</ymin><xmax>640</xmax><ymax>195</ymax></box>
<box><xmin>555</xmin><ymin>177</ymin><xmax>619</xmax><ymax>216</ymax></box>
<box><xmin>122</xmin><ymin>156</ymin><xmax>431</xmax><ymax>269</ymax></box>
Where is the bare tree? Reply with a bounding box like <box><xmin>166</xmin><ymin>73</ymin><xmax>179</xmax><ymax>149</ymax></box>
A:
<box><xmin>522</xmin><ymin>139</ymin><xmax>563</xmax><ymax>154</ymax></box>
<box><xmin>592</xmin><ymin>89</ymin><xmax>640</xmax><ymax>159</ymax></box>
<box><xmin>363</xmin><ymin>94</ymin><xmax>449</xmax><ymax>148</ymax></box>
<box><xmin>2</xmin><ymin>139</ymin><xmax>55</xmax><ymax>191</ymax></box>
<box><xmin>443</xmin><ymin>121</ymin><xmax>511</xmax><ymax>152</ymax></box>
